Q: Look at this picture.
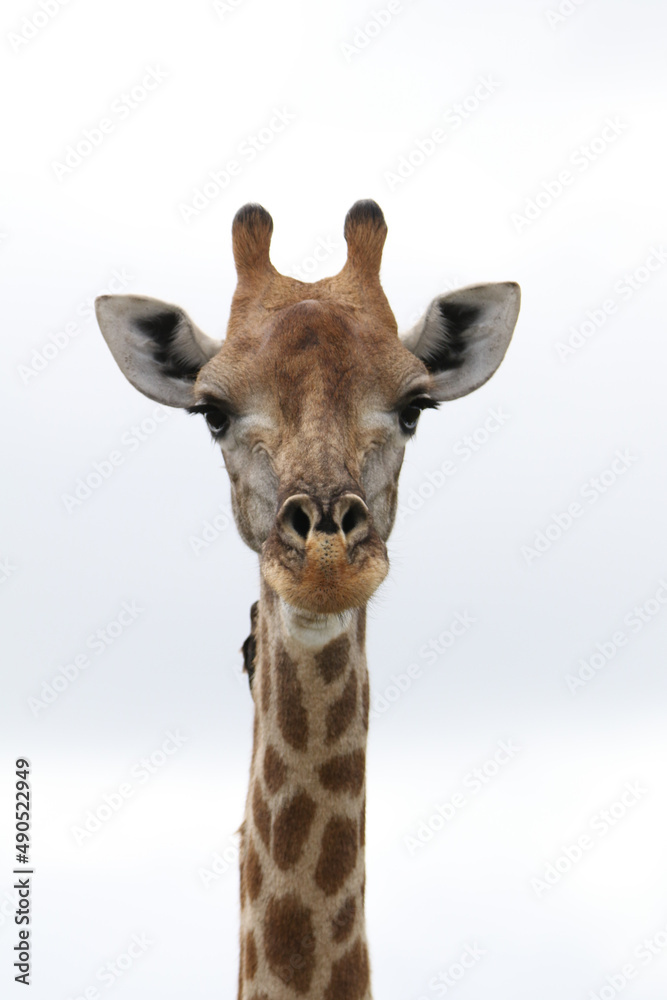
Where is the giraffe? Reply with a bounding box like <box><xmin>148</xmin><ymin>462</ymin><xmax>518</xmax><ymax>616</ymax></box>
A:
<box><xmin>95</xmin><ymin>200</ymin><xmax>520</xmax><ymax>999</ymax></box>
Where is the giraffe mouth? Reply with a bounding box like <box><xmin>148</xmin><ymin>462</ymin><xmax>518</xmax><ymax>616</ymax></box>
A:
<box><xmin>261</xmin><ymin>529</ymin><xmax>388</xmax><ymax>614</ymax></box>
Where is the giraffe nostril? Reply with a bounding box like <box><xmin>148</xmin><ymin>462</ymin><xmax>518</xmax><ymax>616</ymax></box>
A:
<box><xmin>336</xmin><ymin>496</ymin><xmax>369</xmax><ymax>541</ymax></box>
<box><xmin>341</xmin><ymin>507</ymin><xmax>360</xmax><ymax>535</ymax></box>
<box><xmin>277</xmin><ymin>494</ymin><xmax>318</xmax><ymax>548</ymax></box>
<box><xmin>278</xmin><ymin>493</ymin><xmax>369</xmax><ymax>549</ymax></box>
<box><xmin>290</xmin><ymin>505</ymin><xmax>311</xmax><ymax>540</ymax></box>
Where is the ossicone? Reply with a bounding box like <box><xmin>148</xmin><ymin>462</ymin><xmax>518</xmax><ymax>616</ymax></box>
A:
<box><xmin>232</xmin><ymin>203</ymin><xmax>275</xmax><ymax>277</ymax></box>
<box><xmin>343</xmin><ymin>199</ymin><xmax>388</xmax><ymax>280</ymax></box>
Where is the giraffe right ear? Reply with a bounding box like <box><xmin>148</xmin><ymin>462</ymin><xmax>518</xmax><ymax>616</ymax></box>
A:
<box><xmin>95</xmin><ymin>294</ymin><xmax>221</xmax><ymax>407</ymax></box>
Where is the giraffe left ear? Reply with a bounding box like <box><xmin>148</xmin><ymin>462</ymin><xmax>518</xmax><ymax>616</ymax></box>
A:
<box><xmin>402</xmin><ymin>282</ymin><xmax>520</xmax><ymax>400</ymax></box>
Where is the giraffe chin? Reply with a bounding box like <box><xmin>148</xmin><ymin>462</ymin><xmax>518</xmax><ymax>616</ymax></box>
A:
<box><xmin>262</xmin><ymin>532</ymin><xmax>389</xmax><ymax>615</ymax></box>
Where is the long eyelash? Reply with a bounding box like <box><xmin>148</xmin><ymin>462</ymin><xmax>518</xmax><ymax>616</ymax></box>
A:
<box><xmin>412</xmin><ymin>396</ymin><xmax>439</xmax><ymax>411</ymax></box>
<box><xmin>187</xmin><ymin>402</ymin><xmax>234</xmax><ymax>418</ymax></box>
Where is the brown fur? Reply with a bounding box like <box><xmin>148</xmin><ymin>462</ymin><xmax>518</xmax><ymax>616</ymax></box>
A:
<box><xmin>224</xmin><ymin>202</ymin><xmax>398</xmax><ymax>346</ymax></box>
<box><xmin>272</xmin><ymin>791</ymin><xmax>317</xmax><ymax>870</ymax></box>
<box><xmin>315</xmin><ymin>635</ymin><xmax>351</xmax><ymax>684</ymax></box>
<box><xmin>252</xmin><ymin>783</ymin><xmax>272</xmax><ymax>850</ymax></box>
<box><xmin>324</xmin><ymin>939</ymin><xmax>370</xmax><ymax>1000</ymax></box>
<box><xmin>315</xmin><ymin>817</ymin><xmax>359</xmax><ymax>896</ymax></box>
<box><xmin>263</xmin><ymin>894</ymin><xmax>316</xmax><ymax>992</ymax></box>
<box><xmin>318</xmin><ymin>750</ymin><xmax>366</xmax><ymax>795</ymax></box>
<box><xmin>263</xmin><ymin>745</ymin><xmax>287</xmax><ymax>795</ymax></box>
<box><xmin>275</xmin><ymin>646</ymin><xmax>309</xmax><ymax>751</ymax></box>
<box><xmin>245</xmin><ymin>840</ymin><xmax>263</xmax><ymax>902</ymax></box>
<box><xmin>326</xmin><ymin>671</ymin><xmax>358</xmax><ymax>744</ymax></box>
<box><xmin>332</xmin><ymin>897</ymin><xmax>357</xmax><ymax>943</ymax></box>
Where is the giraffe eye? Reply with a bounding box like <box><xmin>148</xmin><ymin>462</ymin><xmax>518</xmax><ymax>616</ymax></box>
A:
<box><xmin>188</xmin><ymin>403</ymin><xmax>231</xmax><ymax>439</ymax></box>
<box><xmin>203</xmin><ymin>406</ymin><xmax>230</xmax><ymax>438</ymax></box>
<box><xmin>397</xmin><ymin>395</ymin><xmax>438</xmax><ymax>435</ymax></box>
<box><xmin>399</xmin><ymin>405</ymin><xmax>422</xmax><ymax>434</ymax></box>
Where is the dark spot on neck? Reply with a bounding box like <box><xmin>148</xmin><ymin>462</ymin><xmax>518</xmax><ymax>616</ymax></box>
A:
<box><xmin>315</xmin><ymin>634</ymin><xmax>351</xmax><ymax>684</ymax></box>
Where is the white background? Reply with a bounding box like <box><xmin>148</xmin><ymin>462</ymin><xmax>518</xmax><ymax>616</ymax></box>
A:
<box><xmin>1</xmin><ymin>1</ymin><xmax>667</xmax><ymax>998</ymax></box>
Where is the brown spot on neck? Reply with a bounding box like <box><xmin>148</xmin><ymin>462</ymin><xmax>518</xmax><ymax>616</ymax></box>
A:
<box><xmin>318</xmin><ymin>750</ymin><xmax>365</xmax><ymax>795</ymax></box>
<box><xmin>315</xmin><ymin>634</ymin><xmax>351</xmax><ymax>684</ymax></box>
<box><xmin>252</xmin><ymin>784</ymin><xmax>272</xmax><ymax>850</ymax></box>
<box><xmin>324</xmin><ymin>938</ymin><xmax>370</xmax><ymax>1000</ymax></box>
<box><xmin>332</xmin><ymin>896</ymin><xmax>357</xmax><ymax>943</ymax></box>
<box><xmin>275</xmin><ymin>646</ymin><xmax>309</xmax><ymax>751</ymax></box>
<box><xmin>263</xmin><ymin>894</ymin><xmax>316</xmax><ymax>992</ymax></box>
<box><xmin>263</xmin><ymin>745</ymin><xmax>287</xmax><ymax>794</ymax></box>
<box><xmin>315</xmin><ymin>816</ymin><xmax>358</xmax><ymax>896</ymax></box>
<box><xmin>244</xmin><ymin>839</ymin><xmax>263</xmax><ymax>902</ymax></box>
<box><xmin>326</xmin><ymin>670</ymin><xmax>358</xmax><ymax>744</ymax></box>
<box><xmin>272</xmin><ymin>791</ymin><xmax>317</xmax><ymax>870</ymax></box>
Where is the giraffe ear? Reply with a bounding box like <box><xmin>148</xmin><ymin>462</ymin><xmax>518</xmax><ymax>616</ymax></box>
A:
<box><xmin>402</xmin><ymin>282</ymin><xmax>520</xmax><ymax>400</ymax></box>
<box><xmin>95</xmin><ymin>294</ymin><xmax>221</xmax><ymax>407</ymax></box>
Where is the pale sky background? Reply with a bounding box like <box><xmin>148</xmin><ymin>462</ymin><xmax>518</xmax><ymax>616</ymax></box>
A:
<box><xmin>1</xmin><ymin>1</ymin><xmax>667</xmax><ymax>998</ymax></box>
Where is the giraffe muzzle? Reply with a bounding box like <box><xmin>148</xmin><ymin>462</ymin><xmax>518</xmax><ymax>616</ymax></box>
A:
<box><xmin>262</xmin><ymin>493</ymin><xmax>389</xmax><ymax>614</ymax></box>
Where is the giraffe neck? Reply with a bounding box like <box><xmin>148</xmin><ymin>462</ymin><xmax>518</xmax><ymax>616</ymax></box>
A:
<box><xmin>238</xmin><ymin>580</ymin><xmax>372</xmax><ymax>1000</ymax></box>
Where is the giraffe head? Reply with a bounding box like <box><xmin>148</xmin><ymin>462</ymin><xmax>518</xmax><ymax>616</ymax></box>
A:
<box><xmin>96</xmin><ymin>201</ymin><xmax>519</xmax><ymax>615</ymax></box>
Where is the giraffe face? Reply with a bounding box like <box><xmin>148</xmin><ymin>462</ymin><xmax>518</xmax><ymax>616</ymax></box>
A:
<box><xmin>193</xmin><ymin>294</ymin><xmax>430</xmax><ymax>613</ymax></box>
<box><xmin>95</xmin><ymin>201</ymin><xmax>520</xmax><ymax>615</ymax></box>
